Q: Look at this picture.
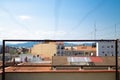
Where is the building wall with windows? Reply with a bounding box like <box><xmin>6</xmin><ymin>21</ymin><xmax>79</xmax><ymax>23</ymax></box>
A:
<box><xmin>118</xmin><ymin>41</ymin><xmax>120</xmax><ymax>55</ymax></box>
<box><xmin>96</xmin><ymin>41</ymin><xmax>120</xmax><ymax>56</ymax></box>
<box><xmin>64</xmin><ymin>46</ymin><xmax>96</xmax><ymax>56</ymax></box>
<box><xmin>77</xmin><ymin>46</ymin><xmax>96</xmax><ymax>56</ymax></box>
<box><xmin>63</xmin><ymin>50</ymin><xmax>85</xmax><ymax>56</ymax></box>
<box><xmin>56</xmin><ymin>43</ymin><xmax>64</xmax><ymax>56</ymax></box>
<box><xmin>31</xmin><ymin>42</ymin><xmax>57</xmax><ymax>59</ymax></box>
<box><xmin>65</xmin><ymin>46</ymin><xmax>77</xmax><ymax>50</ymax></box>
<box><xmin>31</xmin><ymin>42</ymin><xmax>65</xmax><ymax>59</ymax></box>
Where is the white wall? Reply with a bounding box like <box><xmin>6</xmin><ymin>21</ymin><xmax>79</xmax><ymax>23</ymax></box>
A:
<box><xmin>96</xmin><ymin>41</ymin><xmax>120</xmax><ymax>56</ymax></box>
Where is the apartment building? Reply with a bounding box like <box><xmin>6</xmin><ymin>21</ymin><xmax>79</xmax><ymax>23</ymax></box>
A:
<box><xmin>31</xmin><ymin>42</ymin><xmax>57</xmax><ymax>59</ymax></box>
<box><xmin>77</xmin><ymin>45</ymin><xmax>96</xmax><ymax>56</ymax></box>
<box><xmin>56</xmin><ymin>42</ymin><xmax>64</xmax><ymax>56</ymax></box>
<box><xmin>96</xmin><ymin>41</ymin><xmax>120</xmax><ymax>56</ymax></box>
<box><xmin>31</xmin><ymin>40</ymin><xmax>120</xmax><ymax>58</ymax></box>
<box><xmin>31</xmin><ymin>41</ymin><xmax>66</xmax><ymax>59</ymax></box>
<box><xmin>64</xmin><ymin>46</ymin><xmax>96</xmax><ymax>56</ymax></box>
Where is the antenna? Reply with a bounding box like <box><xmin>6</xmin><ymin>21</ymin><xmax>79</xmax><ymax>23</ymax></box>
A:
<box><xmin>94</xmin><ymin>23</ymin><xmax>97</xmax><ymax>40</ymax></box>
<box><xmin>115</xmin><ymin>24</ymin><xmax>116</xmax><ymax>39</ymax></box>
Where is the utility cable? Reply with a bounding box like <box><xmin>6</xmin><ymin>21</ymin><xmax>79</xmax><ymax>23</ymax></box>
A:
<box><xmin>53</xmin><ymin>0</ymin><xmax>61</xmax><ymax>39</ymax></box>
<box><xmin>0</xmin><ymin>5</ymin><xmax>31</xmax><ymax>32</ymax></box>
<box><xmin>63</xmin><ymin>0</ymin><xmax>105</xmax><ymax>39</ymax></box>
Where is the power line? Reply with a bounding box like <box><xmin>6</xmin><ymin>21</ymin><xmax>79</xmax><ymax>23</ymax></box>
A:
<box><xmin>62</xmin><ymin>0</ymin><xmax>105</xmax><ymax>39</ymax></box>
<box><xmin>64</xmin><ymin>22</ymin><xmax>120</xmax><ymax>40</ymax></box>
<box><xmin>0</xmin><ymin>5</ymin><xmax>31</xmax><ymax>32</ymax></box>
<box><xmin>96</xmin><ymin>32</ymin><xmax>112</xmax><ymax>39</ymax></box>
<box><xmin>54</xmin><ymin>0</ymin><xmax>61</xmax><ymax>39</ymax></box>
<box><xmin>96</xmin><ymin>22</ymin><xmax>120</xmax><ymax>33</ymax></box>
<box><xmin>69</xmin><ymin>0</ymin><xmax>105</xmax><ymax>32</ymax></box>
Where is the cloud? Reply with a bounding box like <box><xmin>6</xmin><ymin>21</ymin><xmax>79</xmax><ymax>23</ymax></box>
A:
<box><xmin>18</xmin><ymin>15</ymin><xmax>31</xmax><ymax>20</ymax></box>
<box><xmin>35</xmin><ymin>30</ymin><xmax>67</xmax><ymax>36</ymax></box>
<box><xmin>0</xmin><ymin>28</ymin><xmax>79</xmax><ymax>40</ymax></box>
<box><xmin>0</xmin><ymin>27</ymin><xmax>4</xmax><ymax>31</ymax></box>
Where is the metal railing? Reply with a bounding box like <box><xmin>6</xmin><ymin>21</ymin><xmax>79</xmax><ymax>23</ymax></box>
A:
<box><xmin>2</xmin><ymin>39</ymin><xmax>119</xmax><ymax>80</ymax></box>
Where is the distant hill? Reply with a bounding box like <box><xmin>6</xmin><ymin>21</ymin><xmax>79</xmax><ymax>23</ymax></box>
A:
<box><xmin>64</xmin><ymin>42</ymin><xmax>94</xmax><ymax>47</ymax></box>
<box><xmin>6</xmin><ymin>42</ymin><xmax>94</xmax><ymax>48</ymax></box>
<box><xmin>64</xmin><ymin>43</ymin><xmax>79</xmax><ymax>46</ymax></box>
<box><xmin>82</xmin><ymin>43</ymin><xmax>93</xmax><ymax>46</ymax></box>
<box><xmin>7</xmin><ymin>42</ymin><xmax>77</xmax><ymax>48</ymax></box>
<box><xmin>7</xmin><ymin>42</ymin><xmax>40</xmax><ymax>48</ymax></box>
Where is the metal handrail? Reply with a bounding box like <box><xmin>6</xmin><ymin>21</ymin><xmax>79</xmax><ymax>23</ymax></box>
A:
<box><xmin>2</xmin><ymin>39</ymin><xmax>118</xmax><ymax>80</ymax></box>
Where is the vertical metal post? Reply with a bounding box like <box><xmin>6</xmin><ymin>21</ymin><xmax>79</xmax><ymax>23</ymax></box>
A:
<box><xmin>115</xmin><ymin>24</ymin><xmax>117</xmax><ymax>39</ymax></box>
<box><xmin>115</xmin><ymin>39</ymin><xmax>119</xmax><ymax>80</ymax></box>
<box><xmin>2</xmin><ymin>40</ymin><xmax>5</xmax><ymax>80</ymax></box>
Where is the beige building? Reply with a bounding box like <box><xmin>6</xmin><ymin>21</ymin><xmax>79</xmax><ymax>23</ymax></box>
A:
<box><xmin>64</xmin><ymin>45</ymin><xmax>96</xmax><ymax>56</ymax></box>
<box><xmin>77</xmin><ymin>46</ymin><xmax>96</xmax><ymax>56</ymax></box>
<box><xmin>31</xmin><ymin>42</ymin><xmax>57</xmax><ymax>59</ymax></box>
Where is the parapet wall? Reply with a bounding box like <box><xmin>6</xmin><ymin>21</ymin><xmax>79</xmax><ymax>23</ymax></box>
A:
<box><xmin>0</xmin><ymin>71</ymin><xmax>116</xmax><ymax>80</ymax></box>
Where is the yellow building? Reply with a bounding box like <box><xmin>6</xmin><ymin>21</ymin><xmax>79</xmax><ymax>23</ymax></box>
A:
<box><xmin>31</xmin><ymin>42</ymin><xmax>57</xmax><ymax>59</ymax></box>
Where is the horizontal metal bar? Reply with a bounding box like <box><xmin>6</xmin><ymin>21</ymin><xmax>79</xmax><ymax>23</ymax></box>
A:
<box><xmin>52</xmin><ymin>65</ymin><xmax>116</xmax><ymax>67</ymax></box>
<box><xmin>13</xmin><ymin>65</ymin><xmax>51</xmax><ymax>67</ymax></box>
<box><xmin>12</xmin><ymin>65</ymin><xmax>116</xmax><ymax>67</ymax></box>
<box><xmin>3</xmin><ymin>39</ymin><xmax>116</xmax><ymax>42</ymax></box>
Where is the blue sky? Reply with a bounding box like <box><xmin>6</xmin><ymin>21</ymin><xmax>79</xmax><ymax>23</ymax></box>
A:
<box><xmin>0</xmin><ymin>0</ymin><xmax>120</xmax><ymax>40</ymax></box>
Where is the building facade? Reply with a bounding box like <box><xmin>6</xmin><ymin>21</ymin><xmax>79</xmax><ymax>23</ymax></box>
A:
<box><xmin>96</xmin><ymin>41</ymin><xmax>120</xmax><ymax>56</ymax></box>
<box><xmin>31</xmin><ymin>41</ymin><xmax>65</xmax><ymax>59</ymax></box>
<box><xmin>63</xmin><ymin>46</ymin><xmax>96</xmax><ymax>56</ymax></box>
<box><xmin>56</xmin><ymin>42</ymin><xmax>64</xmax><ymax>56</ymax></box>
<box><xmin>31</xmin><ymin>40</ymin><xmax>120</xmax><ymax>58</ymax></box>
<box><xmin>31</xmin><ymin>42</ymin><xmax>57</xmax><ymax>59</ymax></box>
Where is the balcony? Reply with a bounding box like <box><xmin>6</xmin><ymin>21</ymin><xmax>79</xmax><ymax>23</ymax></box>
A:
<box><xmin>1</xmin><ymin>39</ymin><xmax>119</xmax><ymax>80</ymax></box>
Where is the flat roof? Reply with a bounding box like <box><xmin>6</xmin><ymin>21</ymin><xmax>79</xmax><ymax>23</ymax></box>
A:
<box><xmin>0</xmin><ymin>56</ymin><xmax>120</xmax><ymax>73</ymax></box>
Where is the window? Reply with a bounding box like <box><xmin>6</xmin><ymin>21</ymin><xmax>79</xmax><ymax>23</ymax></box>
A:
<box><xmin>75</xmin><ymin>53</ymin><xmax>77</xmax><ymax>56</ymax></box>
<box><xmin>105</xmin><ymin>54</ymin><xmax>107</xmax><ymax>56</ymax></box>
<box><xmin>102</xmin><ymin>46</ymin><xmax>104</xmax><ymax>48</ymax></box>
<box><xmin>61</xmin><ymin>46</ymin><xmax>64</xmax><ymax>49</ymax></box>
<box><xmin>111</xmin><ymin>45</ymin><xmax>113</xmax><ymax>48</ymax></box>
<box><xmin>61</xmin><ymin>52</ymin><xmax>64</xmax><ymax>55</ymax></box>
<box><xmin>57</xmin><ymin>46</ymin><xmax>60</xmax><ymax>49</ymax></box>
<box><xmin>111</xmin><ymin>51</ymin><xmax>113</xmax><ymax>54</ymax></box>
<box><xmin>57</xmin><ymin>51</ymin><xmax>60</xmax><ymax>54</ymax></box>
<box><xmin>79</xmin><ymin>52</ymin><xmax>82</xmax><ymax>54</ymax></box>
<box><xmin>107</xmin><ymin>46</ymin><xmax>109</xmax><ymax>48</ymax></box>
<box><xmin>112</xmin><ymin>54</ymin><xmax>114</xmax><ymax>56</ymax></box>
<box><xmin>85</xmin><ymin>52</ymin><xmax>89</xmax><ymax>55</ymax></box>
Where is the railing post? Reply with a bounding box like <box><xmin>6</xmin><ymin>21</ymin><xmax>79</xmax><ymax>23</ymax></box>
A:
<box><xmin>52</xmin><ymin>66</ymin><xmax>56</xmax><ymax>71</ymax></box>
<box><xmin>115</xmin><ymin>39</ymin><xmax>119</xmax><ymax>80</ymax></box>
<box><xmin>79</xmin><ymin>66</ymin><xmax>83</xmax><ymax>70</ymax></box>
<box><xmin>2</xmin><ymin>40</ymin><xmax>5</xmax><ymax>80</ymax></box>
<box><xmin>108</xmin><ymin>66</ymin><xmax>112</xmax><ymax>70</ymax></box>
